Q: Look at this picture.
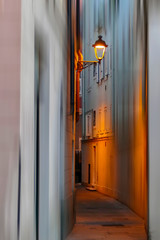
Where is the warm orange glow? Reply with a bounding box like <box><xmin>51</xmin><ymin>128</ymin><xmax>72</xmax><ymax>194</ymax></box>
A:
<box><xmin>95</xmin><ymin>45</ymin><xmax>105</xmax><ymax>49</ymax></box>
<box><xmin>92</xmin><ymin>36</ymin><xmax>108</xmax><ymax>61</ymax></box>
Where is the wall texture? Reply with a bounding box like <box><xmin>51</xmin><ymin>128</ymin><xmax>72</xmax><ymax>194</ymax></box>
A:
<box><xmin>149</xmin><ymin>1</ymin><xmax>160</xmax><ymax>239</ymax></box>
<box><xmin>113</xmin><ymin>0</ymin><xmax>148</xmax><ymax>221</ymax></box>
<box><xmin>20</xmin><ymin>0</ymin><xmax>75</xmax><ymax>239</ymax></box>
<box><xmin>0</xmin><ymin>0</ymin><xmax>21</xmax><ymax>239</ymax></box>
<box><xmin>82</xmin><ymin>0</ymin><xmax>148</xmax><ymax>225</ymax></box>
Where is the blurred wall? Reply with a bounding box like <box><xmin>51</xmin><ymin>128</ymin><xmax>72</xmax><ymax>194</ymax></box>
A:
<box><xmin>113</xmin><ymin>0</ymin><xmax>148</xmax><ymax>221</ymax></box>
<box><xmin>0</xmin><ymin>0</ymin><xmax>21</xmax><ymax>239</ymax></box>
<box><xmin>20</xmin><ymin>0</ymin><xmax>35</xmax><ymax>238</ymax></box>
<box><xmin>149</xmin><ymin>1</ymin><xmax>160</xmax><ymax>239</ymax></box>
<box><xmin>0</xmin><ymin>0</ymin><xmax>75</xmax><ymax>239</ymax></box>
<box><xmin>20</xmin><ymin>0</ymin><xmax>75</xmax><ymax>239</ymax></box>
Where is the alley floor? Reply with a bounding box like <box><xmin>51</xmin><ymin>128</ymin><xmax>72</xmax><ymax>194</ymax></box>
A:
<box><xmin>66</xmin><ymin>186</ymin><xmax>147</xmax><ymax>240</ymax></box>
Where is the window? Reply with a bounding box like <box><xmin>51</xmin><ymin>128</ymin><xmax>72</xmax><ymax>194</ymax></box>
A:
<box><xmin>87</xmin><ymin>115</ymin><xmax>90</xmax><ymax>133</ymax></box>
<box><xmin>86</xmin><ymin>113</ymin><xmax>92</xmax><ymax>136</ymax></box>
<box><xmin>88</xmin><ymin>66</ymin><xmax>90</xmax><ymax>89</ymax></box>
<box><xmin>104</xmin><ymin>107</ymin><xmax>107</xmax><ymax>131</ymax></box>
<box><xmin>99</xmin><ymin>61</ymin><xmax>103</xmax><ymax>80</ymax></box>
<box><xmin>93</xmin><ymin>63</ymin><xmax>96</xmax><ymax>78</ymax></box>
<box><xmin>98</xmin><ymin>109</ymin><xmax>102</xmax><ymax>131</ymax></box>
<box><xmin>104</xmin><ymin>51</ymin><xmax>108</xmax><ymax>76</ymax></box>
<box><xmin>97</xmin><ymin>63</ymin><xmax>99</xmax><ymax>83</ymax></box>
<box><xmin>93</xmin><ymin>110</ymin><xmax>96</xmax><ymax>127</ymax></box>
<box><xmin>104</xmin><ymin>105</ymin><xmax>112</xmax><ymax>131</ymax></box>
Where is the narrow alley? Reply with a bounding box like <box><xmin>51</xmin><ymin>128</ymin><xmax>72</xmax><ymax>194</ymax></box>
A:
<box><xmin>2</xmin><ymin>0</ymin><xmax>160</xmax><ymax>239</ymax></box>
<box><xmin>67</xmin><ymin>186</ymin><xmax>147</xmax><ymax>240</ymax></box>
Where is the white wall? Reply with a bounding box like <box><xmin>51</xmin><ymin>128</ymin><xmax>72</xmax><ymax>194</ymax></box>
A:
<box><xmin>149</xmin><ymin>1</ymin><xmax>160</xmax><ymax>239</ymax></box>
<box><xmin>82</xmin><ymin>0</ymin><xmax>148</xmax><ymax>223</ymax></box>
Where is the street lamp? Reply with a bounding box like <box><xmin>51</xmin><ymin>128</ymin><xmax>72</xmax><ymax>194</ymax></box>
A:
<box><xmin>77</xmin><ymin>35</ymin><xmax>108</xmax><ymax>71</ymax></box>
<box><xmin>92</xmin><ymin>35</ymin><xmax>108</xmax><ymax>62</ymax></box>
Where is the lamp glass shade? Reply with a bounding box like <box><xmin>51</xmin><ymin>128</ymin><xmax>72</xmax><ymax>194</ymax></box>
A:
<box><xmin>94</xmin><ymin>46</ymin><xmax>106</xmax><ymax>60</ymax></box>
<box><xmin>92</xmin><ymin>36</ymin><xmax>108</xmax><ymax>60</ymax></box>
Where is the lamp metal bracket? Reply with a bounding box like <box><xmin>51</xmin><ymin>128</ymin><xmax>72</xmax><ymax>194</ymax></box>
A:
<box><xmin>77</xmin><ymin>60</ymin><xmax>99</xmax><ymax>72</ymax></box>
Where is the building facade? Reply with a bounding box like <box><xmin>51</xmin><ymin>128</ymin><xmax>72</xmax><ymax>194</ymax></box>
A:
<box><xmin>82</xmin><ymin>0</ymin><xmax>148</xmax><ymax>225</ymax></box>
<box><xmin>82</xmin><ymin>0</ymin><xmax>113</xmax><ymax>189</ymax></box>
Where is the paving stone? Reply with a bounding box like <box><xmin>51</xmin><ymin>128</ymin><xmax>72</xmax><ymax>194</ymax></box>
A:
<box><xmin>66</xmin><ymin>187</ymin><xmax>147</xmax><ymax>240</ymax></box>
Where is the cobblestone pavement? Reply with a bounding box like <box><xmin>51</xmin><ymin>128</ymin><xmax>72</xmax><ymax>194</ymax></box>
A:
<box><xmin>66</xmin><ymin>186</ymin><xmax>147</xmax><ymax>240</ymax></box>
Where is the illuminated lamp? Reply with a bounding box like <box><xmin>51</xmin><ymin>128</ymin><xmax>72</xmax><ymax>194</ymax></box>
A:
<box><xmin>76</xmin><ymin>36</ymin><xmax>108</xmax><ymax>71</ymax></box>
<box><xmin>92</xmin><ymin>35</ymin><xmax>108</xmax><ymax>62</ymax></box>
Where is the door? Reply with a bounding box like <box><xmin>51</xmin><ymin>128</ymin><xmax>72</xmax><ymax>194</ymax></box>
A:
<box><xmin>93</xmin><ymin>146</ymin><xmax>97</xmax><ymax>186</ymax></box>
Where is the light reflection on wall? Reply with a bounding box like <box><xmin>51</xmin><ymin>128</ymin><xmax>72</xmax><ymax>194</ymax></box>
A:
<box><xmin>82</xmin><ymin>0</ymin><xmax>148</xmax><ymax>224</ymax></box>
<box><xmin>114</xmin><ymin>0</ymin><xmax>147</xmax><ymax>221</ymax></box>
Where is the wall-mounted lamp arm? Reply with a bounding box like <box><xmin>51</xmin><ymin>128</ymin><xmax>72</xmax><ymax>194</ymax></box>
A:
<box><xmin>77</xmin><ymin>60</ymin><xmax>99</xmax><ymax>71</ymax></box>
